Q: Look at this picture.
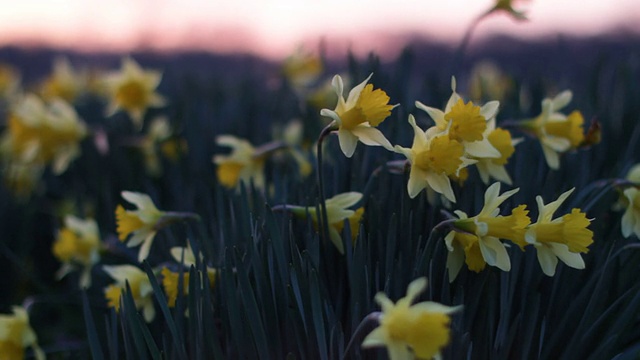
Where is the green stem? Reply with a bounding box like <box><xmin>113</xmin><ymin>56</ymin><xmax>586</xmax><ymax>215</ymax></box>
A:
<box><xmin>452</xmin><ymin>13</ymin><xmax>487</xmax><ymax>73</ymax></box>
<box><xmin>355</xmin><ymin>160</ymin><xmax>408</xmax><ymax>208</ymax></box>
<box><xmin>342</xmin><ymin>312</ymin><xmax>382</xmax><ymax>359</ymax></box>
<box><xmin>317</xmin><ymin>122</ymin><xmax>336</xmax><ymax>246</ymax></box>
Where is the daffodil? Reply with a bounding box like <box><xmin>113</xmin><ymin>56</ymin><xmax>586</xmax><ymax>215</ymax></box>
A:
<box><xmin>162</xmin><ymin>243</ymin><xmax>217</xmax><ymax>307</ymax></box>
<box><xmin>362</xmin><ymin>277</ymin><xmax>462</xmax><ymax>360</ymax></box>
<box><xmin>486</xmin><ymin>0</ymin><xmax>528</xmax><ymax>20</ymax></box>
<box><xmin>468</xmin><ymin>61</ymin><xmax>514</xmax><ymax>102</ymax></box>
<box><xmin>0</xmin><ymin>161</ymin><xmax>43</xmax><ymax>199</ymax></box>
<box><xmin>1</xmin><ymin>94</ymin><xmax>87</xmax><ymax>174</ymax></box>
<box><xmin>474</xmin><ymin>118</ymin><xmax>521</xmax><ymax>185</ymax></box>
<box><xmin>289</xmin><ymin>192</ymin><xmax>364</xmax><ymax>254</ymax></box>
<box><xmin>320</xmin><ymin>74</ymin><xmax>395</xmax><ymax>157</ymax></box>
<box><xmin>525</xmin><ymin>188</ymin><xmax>594</xmax><ymax>276</ymax></box>
<box><xmin>103</xmin><ymin>265</ymin><xmax>155</xmax><ymax>322</ymax></box>
<box><xmin>40</xmin><ymin>57</ymin><xmax>86</xmax><ymax>103</ymax></box>
<box><xmin>116</xmin><ymin>191</ymin><xmax>196</xmax><ymax>262</ymax></box>
<box><xmin>52</xmin><ymin>215</ymin><xmax>101</xmax><ymax>288</ymax></box>
<box><xmin>394</xmin><ymin>115</ymin><xmax>475</xmax><ymax>202</ymax></box>
<box><xmin>0</xmin><ymin>63</ymin><xmax>20</xmax><ymax>100</ymax></box>
<box><xmin>272</xmin><ymin>120</ymin><xmax>312</xmax><ymax>177</ymax></box>
<box><xmin>416</xmin><ymin>77</ymin><xmax>501</xmax><ymax>160</ymax></box>
<box><xmin>445</xmin><ymin>182</ymin><xmax>530</xmax><ymax>281</ymax></box>
<box><xmin>0</xmin><ymin>306</ymin><xmax>45</xmax><ymax>360</ymax></box>
<box><xmin>519</xmin><ymin>91</ymin><xmax>585</xmax><ymax>170</ymax></box>
<box><xmin>282</xmin><ymin>48</ymin><xmax>323</xmax><ymax>90</ymax></box>
<box><xmin>621</xmin><ymin>187</ymin><xmax>640</xmax><ymax>239</ymax></box>
<box><xmin>213</xmin><ymin>135</ymin><xmax>267</xmax><ymax>190</ymax></box>
<box><xmin>103</xmin><ymin>57</ymin><xmax>165</xmax><ymax>129</ymax></box>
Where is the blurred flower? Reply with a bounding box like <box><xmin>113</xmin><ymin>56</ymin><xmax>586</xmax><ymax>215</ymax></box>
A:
<box><xmin>52</xmin><ymin>215</ymin><xmax>101</xmax><ymax>288</ymax></box>
<box><xmin>519</xmin><ymin>91</ymin><xmax>585</xmax><ymax>170</ymax></box>
<box><xmin>0</xmin><ymin>306</ymin><xmax>44</xmax><ymax>360</ymax></box>
<box><xmin>282</xmin><ymin>48</ymin><xmax>322</xmax><ymax>90</ymax></box>
<box><xmin>162</xmin><ymin>243</ymin><xmax>217</xmax><ymax>307</ymax></box>
<box><xmin>289</xmin><ymin>192</ymin><xmax>364</xmax><ymax>254</ymax></box>
<box><xmin>468</xmin><ymin>61</ymin><xmax>514</xmax><ymax>103</ymax></box>
<box><xmin>306</xmin><ymin>75</ymin><xmax>345</xmax><ymax>111</ymax></box>
<box><xmin>483</xmin><ymin>0</ymin><xmax>528</xmax><ymax>20</ymax></box>
<box><xmin>416</xmin><ymin>77</ymin><xmax>501</xmax><ymax>160</ymax></box>
<box><xmin>116</xmin><ymin>191</ymin><xmax>196</xmax><ymax>262</ymax></box>
<box><xmin>445</xmin><ymin>182</ymin><xmax>529</xmax><ymax>281</ymax></box>
<box><xmin>474</xmin><ymin>118</ymin><xmax>522</xmax><ymax>185</ymax></box>
<box><xmin>394</xmin><ymin>114</ymin><xmax>474</xmax><ymax>202</ymax></box>
<box><xmin>103</xmin><ymin>57</ymin><xmax>165</xmax><ymax>129</ymax></box>
<box><xmin>362</xmin><ymin>277</ymin><xmax>461</xmax><ymax>360</ymax></box>
<box><xmin>272</xmin><ymin>120</ymin><xmax>313</xmax><ymax>177</ymax></box>
<box><xmin>621</xmin><ymin>187</ymin><xmax>640</xmax><ymax>239</ymax></box>
<box><xmin>0</xmin><ymin>161</ymin><xmax>43</xmax><ymax>199</ymax></box>
<box><xmin>0</xmin><ymin>63</ymin><xmax>20</xmax><ymax>100</ymax></box>
<box><xmin>1</xmin><ymin>94</ymin><xmax>87</xmax><ymax>174</ymax></box>
<box><xmin>103</xmin><ymin>265</ymin><xmax>155</xmax><ymax>322</ymax></box>
<box><xmin>320</xmin><ymin>74</ymin><xmax>395</xmax><ymax>157</ymax></box>
<box><xmin>139</xmin><ymin>116</ymin><xmax>186</xmax><ymax>177</ymax></box>
<box><xmin>525</xmin><ymin>188</ymin><xmax>594</xmax><ymax>276</ymax></box>
<box><xmin>213</xmin><ymin>135</ymin><xmax>267</xmax><ymax>190</ymax></box>
<box><xmin>39</xmin><ymin>57</ymin><xmax>86</xmax><ymax>103</ymax></box>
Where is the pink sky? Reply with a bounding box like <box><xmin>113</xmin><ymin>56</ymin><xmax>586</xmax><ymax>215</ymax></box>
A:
<box><xmin>0</xmin><ymin>0</ymin><xmax>638</xmax><ymax>59</ymax></box>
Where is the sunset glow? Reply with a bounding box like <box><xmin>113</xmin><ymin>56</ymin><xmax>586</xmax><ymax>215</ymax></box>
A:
<box><xmin>0</xmin><ymin>0</ymin><xmax>638</xmax><ymax>58</ymax></box>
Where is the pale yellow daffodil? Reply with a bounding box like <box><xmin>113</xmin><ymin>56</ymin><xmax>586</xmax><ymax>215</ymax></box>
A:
<box><xmin>213</xmin><ymin>135</ymin><xmax>266</xmax><ymax>190</ymax></box>
<box><xmin>52</xmin><ymin>215</ymin><xmax>101</xmax><ymax>288</ymax></box>
<box><xmin>40</xmin><ymin>57</ymin><xmax>86</xmax><ymax>103</ymax></box>
<box><xmin>115</xmin><ymin>191</ymin><xmax>166</xmax><ymax>262</ymax></box>
<box><xmin>474</xmin><ymin>118</ymin><xmax>522</xmax><ymax>185</ymax></box>
<box><xmin>162</xmin><ymin>242</ymin><xmax>217</xmax><ymax>307</ymax></box>
<box><xmin>621</xmin><ymin>187</ymin><xmax>640</xmax><ymax>239</ymax></box>
<box><xmin>362</xmin><ymin>277</ymin><xmax>462</xmax><ymax>360</ymax></box>
<box><xmin>320</xmin><ymin>74</ymin><xmax>395</xmax><ymax>157</ymax></box>
<box><xmin>103</xmin><ymin>265</ymin><xmax>155</xmax><ymax>322</ymax></box>
<box><xmin>0</xmin><ymin>306</ymin><xmax>45</xmax><ymax>360</ymax></box>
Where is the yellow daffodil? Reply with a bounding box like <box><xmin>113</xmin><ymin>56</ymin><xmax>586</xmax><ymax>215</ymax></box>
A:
<box><xmin>139</xmin><ymin>116</ymin><xmax>179</xmax><ymax>177</ymax></box>
<box><xmin>0</xmin><ymin>306</ymin><xmax>45</xmax><ymax>360</ymax></box>
<box><xmin>40</xmin><ymin>57</ymin><xmax>86</xmax><ymax>103</ymax></box>
<box><xmin>394</xmin><ymin>115</ymin><xmax>475</xmax><ymax>202</ymax></box>
<box><xmin>520</xmin><ymin>91</ymin><xmax>585</xmax><ymax>170</ymax></box>
<box><xmin>0</xmin><ymin>161</ymin><xmax>43</xmax><ymax>199</ymax></box>
<box><xmin>272</xmin><ymin>120</ymin><xmax>312</xmax><ymax>177</ymax></box>
<box><xmin>2</xmin><ymin>94</ymin><xmax>87</xmax><ymax>174</ymax></box>
<box><xmin>52</xmin><ymin>215</ymin><xmax>101</xmax><ymax>288</ymax></box>
<box><xmin>445</xmin><ymin>182</ymin><xmax>530</xmax><ymax>281</ymax></box>
<box><xmin>621</xmin><ymin>187</ymin><xmax>640</xmax><ymax>239</ymax></box>
<box><xmin>320</xmin><ymin>74</ymin><xmax>395</xmax><ymax>157</ymax></box>
<box><xmin>525</xmin><ymin>188</ymin><xmax>594</xmax><ymax>276</ymax></box>
<box><xmin>468</xmin><ymin>61</ymin><xmax>514</xmax><ymax>103</ymax></box>
<box><xmin>0</xmin><ymin>63</ymin><xmax>20</xmax><ymax>100</ymax></box>
<box><xmin>362</xmin><ymin>277</ymin><xmax>462</xmax><ymax>360</ymax></box>
<box><xmin>486</xmin><ymin>0</ymin><xmax>528</xmax><ymax>20</ymax></box>
<box><xmin>115</xmin><ymin>191</ymin><xmax>166</xmax><ymax>262</ymax></box>
<box><xmin>474</xmin><ymin>118</ymin><xmax>522</xmax><ymax>185</ymax></box>
<box><xmin>416</xmin><ymin>77</ymin><xmax>501</xmax><ymax>160</ymax></box>
<box><xmin>103</xmin><ymin>57</ymin><xmax>165</xmax><ymax>129</ymax></box>
<box><xmin>213</xmin><ymin>135</ymin><xmax>266</xmax><ymax>190</ymax></box>
<box><xmin>103</xmin><ymin>265</ymin><xmax>155</xmax><ymax>322</ymax></box>
<box><xmin>289</xmin><ymin>192</ymin><xmax>364</xmax><ymax>254</ymax></box>
<box><xmin>282</xmin><ymin>48</ymin><xmax>323</xmax><ymax>90</ymax></box>
<box><xmin>162</xmin><ymin>243</ymin><xmax>217</xmax><ymax>307</ymax></box>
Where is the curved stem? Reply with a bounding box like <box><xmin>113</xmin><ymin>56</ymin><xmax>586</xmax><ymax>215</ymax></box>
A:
<box><xmin>342</xmin><ymin>312</ymin><xmax>382</xmax><ymax>359</ymax></box>
<box><xmin>355</xmin><ymin>160</ymin><xmax>408</xmax><ymax>208</ymax></box>
<box><xmin>452</xmin><ymin>13</ymin><xmax>488</xmax><ymax>73</ymax></box>
<box><xmin>317</xmin><ymin>122</ymin><xmax>337</xmax><ymax>245</ymax></box>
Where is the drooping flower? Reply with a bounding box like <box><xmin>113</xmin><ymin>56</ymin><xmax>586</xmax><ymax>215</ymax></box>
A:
<box><xmin>1</xmin><ymin>94</ymin><xmax>87</xmax><ymax>174</ymax></box>
<box><xmin>52</xmin><ymin>215</ymin><xmax>101</xmax><ymax>288</ymax></box>
<box><xmin>445</xmin><ymin>182</ymin><xmax>530</xmax><ymax>281</ymax></box>
<box><xmin>394</xmin><ymin>115</ymin><xmax>475</xmax><ymax>202</ymax></box>
<box><xmin>213</xmin><ymin>135</ymin><xmax>267</xmax><ymax>190</ymax></box>
<box><xmin>474</xmin><ymin>118</ymin><xmax>522</xmax><ymax>185</ymax></box>
<box><xmin>162</xmin><ymin>243</ymin><xmax>217</xmax><ymax>307</ymax></box>
<box><xmin>525</xmin><ymin>188</ymin><xmax>594</xmax><ymax>276</ymax></box>
<box><xmin>519</xmin><ymin>90</ymin><xmax>585</xmax><ymax>170</ymax></box>
<box><xmin>320</xmin><ymin>74</ymin><xmax>395</xmax><ymax>157</ymax></box>
<box><xmin>415</xmin><ymin>77</ymin><xmax>501</xmax><ymax>160</ymax></box>
<box><xmin>0</xmin><ymin>306</ymin><xmax>45</xmax><ymax>360</ymax></box>
<box><xmin>103</xmin><ymin>57</ymin><xmax>165</xmax><ymax>129</ymax></box>
<box><xmin>40</xmin><ymin>57</ymin><xmax>86</xmax><ymax>103</ymax></box>
<box><xmin>289</xmin><ymin>192</ymin><xmax>365</xmax><ymax>254</ymax></box>
<box><xmin>103</xmin><ymin>265</ymin><xmax>155</xmax><ymax>322</ymax></box>
<box><xmin>362</xmin><ymin>277</ymin><xmax>462</xmax><ymax>360</ymax></box>
<box><xmin>115</xmin><ymin>191</ymin><xmax>197</xmax><ymax>262</ymax></box>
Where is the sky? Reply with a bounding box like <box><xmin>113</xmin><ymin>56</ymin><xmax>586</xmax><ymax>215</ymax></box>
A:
<box><xmin>0</xmin><ymin>0</ymin><xmax>638</xmax><ymax>59</ymax></box>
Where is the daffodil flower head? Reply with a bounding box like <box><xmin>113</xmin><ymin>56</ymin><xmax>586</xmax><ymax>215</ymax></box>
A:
<box><xmin>4</xmin><ymin>94</ymin><xmax>87</xmax><ymax>174</ymax></box>
<box><xmin>523</xmin><ymin>90</ymin><xmax>585</xmax><ymax>170</ymax></box>
<box><xmin>362</xmin><ymin>277</ymin><xmax>462</xmax><ymax>360</ymax></box>
<box><xmin>282</xmin><ymin>48</ymin><xmax>323</xmax><ymax>89</ymax></box>
<box><xmin>320</xmin><ymin>74</ymin><xmax>395</xmax><ymax>157</ymax></box>
<box><xmin>525</xmin><ymin>188</ymin><xmax>594</xmax><ymax>276</ymax></box>
<box><xmin>394</xmin><ymin>114</ymin><xmax>476</xmax><ymax>202</ymax></box>
<box><xmin>0</xmin><ymin>306</ymin><xmax>45</xmax><ymax>360</ymax></box>
<box><xmin>489</xmin><ymin>0</ymin><xmax>528</xmax><ymax>20</ymax></box>
<box><xmin>290</xmin><ymin>192</ymin><xmax>364</xmax><ymax>254</ymax></box>
<box><xmin>445</xmin><ymin>182</ymin><xmax>529</xmax><ymax>281</ymax></box>
<box><xmin>161</xmin><ymin>266</ymin><xmax>216</xmax><ymax>308</ymax></box>
<box><xmin>415</xmin><ymin>77</ymin><xmax>502</xmax><ymax>160</ymax></box>
<box><xmin>40</xmin><ymin>57</ymin><xmax>86</xmax><ymax>103</ymax></box>
<box><xmin>621</xmin><ymin>187</ymin><xmax>640</xmax><ymax>239</ymax></box>
<box><xmin>170</xmin><ymin>242</ymin><xmax>217</xmax><ymax>279</ymax></box>
<box><xmin>475</xmin><ymin>118</ymin><xmax>521</xmax><ymax>185</ymax></box>
<box><xmin>52</xmin><ymin>215</ymin><xmax>101</xmax><ymax>288</ymax></box>
<box><xmin>103</xmin><ymin>57</ymin><xmax>165</xmax><ymax>130</ymax></box>
<box><xmin>115</xmin><ymin>191</ymin><xmax>167</xmax><ymax>262</ymax></box>
<box><xmin>103</xmin><ymin>265</ymin><xmax>155</xmax><ymax>322</ymax></box>
<box><xmin>213</xmin><ymin>135</ymin><xmax>266</xmax><ymax>190</ymax></box>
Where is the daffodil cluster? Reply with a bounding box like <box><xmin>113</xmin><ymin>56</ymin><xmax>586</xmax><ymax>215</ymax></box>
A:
<box><xmin>445</xmin><ymin>182</ymin><xmax>594</xmax><ymax>280</ymax></box>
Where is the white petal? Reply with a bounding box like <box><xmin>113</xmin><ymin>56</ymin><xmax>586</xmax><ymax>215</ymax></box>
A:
<box><xmin>345</xmin><ymin>73</ymin><xmax>372</xmax><ymax>108</ymax></box>
<box><xmin>445</xmin><ymin>240</ymin><xmax>465</xmax><ymax>283</ymax></box>
<box><xmin>137</xmin><ymin>234</ymin><xmax>155</xmax><ymax>262</ymax></box>
<box><xmin>479</xmin><ymin>236</ymin><xmax>511</xmax><ymax>271</ymax></box>
<box><xmin>415</xmin><ymin>101</ymin><xmax>446</xmax><ymax>128</ymax></box>
<box><xmin>539</xmin><ymin>188</ymin><xmax>575</xmax><ymax>222</ymax></box>
<box><xmin>328</xmin><ymin>227</ymin><xmax>345</xmax><ymax>254</ymax></box>
<box><xmin>351</xmin><ymin>125</ymin><xmax>393</xmax><ymax>150</ymax></box>
<box><xmin>326</xmin><ymin>192</ymin><xmax>362</xmax><ymax>209</ymax></box>
<box><xmin>320</xmin><ymin>109</ymin><xmax>341</xmax><ymax>125</ymax></box>
<box><xmin>405</xmin><ymin>277</ymin><xmax>427</xmax><ymax>301</ymax></box>
<box><xmin>337</xmin><ymin>128</ymin><xmax>359</xmax><ymax>158</ymax></box>
<box><xmin>425</xmin><ymin>172</ymin><xmax>456</xmax><ymax>203</ymax></box>
<box><xmin>362</xmin><ymin>327</ymin><xmax>387</xmax><ymax>348</ymax></box>
<box><xmin>551</xmin><ymin>90</ymin><xmax>572</xmax><ymax>111</ymax></box>
<box><xmin>407</xmin><ymin>167</ymin><xmax>429</xmax><ymax>199</ymax></box>
<box><xmin>536</xmin><ymin>245</ymin><xmax>558</xmax><ymax>276</ymax></box>
<box><xmin>121</xmin><ymin>191</ymin><xmax>157</xmax><ymax>211</ymax></box>
<box><xmin>465</xmin><ymin>138</ymin><xmax>501</xmax><ymax>158</ymax></box>
<box><xmin>550</xmin><ymin>243</ymin><xmax>585</xmax><ymax>269</ymax></box>
<box><xmin>480</xmin><ymin>101</ymin><xmax>500</xmax><ymax>120</ymax></box>
<box><xmin>541</xmin><ymin>144</ymin><xmax>560</xmax><ymax>170</ymax></box>
<box><xmin>331</xmin><ymin>74</ymin><xmax>344</xmax><ymax>99</ymax></box>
